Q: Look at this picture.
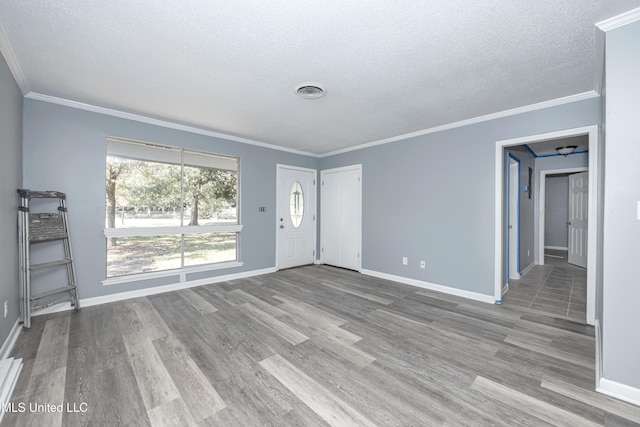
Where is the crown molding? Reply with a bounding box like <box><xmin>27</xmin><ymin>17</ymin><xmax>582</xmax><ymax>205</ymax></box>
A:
<box><xmin>596</xmin><ymin>7</ymin><xmax>640</xmax><ymax>31</ymax></box>
<box><xmin>319</xmin><ymin>91</ymin><xmax>599</xmax><ymax>158</ymax></box>
<box><xmin>25</xmin><ymin>90</ymin><xmax>599</xmax><ymax>160</ymax></box>
<box><xmin>24</xmin><ymin>92</ymin><xmax>320</xmax><ymax>158</ymax></box>
<box><xmin>0</xmin><ymin>22</ymin><xmax>29</xmax><ymax>95</ymax></box>
<box><xmin>26</xmin><ymin>90</ymin><xmax>599</xmax><ymax>160</ymax></box>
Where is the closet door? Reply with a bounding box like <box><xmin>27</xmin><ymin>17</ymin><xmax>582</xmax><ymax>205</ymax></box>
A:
<box><xmin>320</xmin><ymin>165</ymin><xmax>361</xmax><ymax>271</ymax></box>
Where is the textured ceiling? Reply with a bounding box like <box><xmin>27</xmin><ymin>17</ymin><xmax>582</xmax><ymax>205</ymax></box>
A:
<box><xmin>1</xmin><ymin>1</ymin><xmax>639</xmax><ymax>155</ymax></box>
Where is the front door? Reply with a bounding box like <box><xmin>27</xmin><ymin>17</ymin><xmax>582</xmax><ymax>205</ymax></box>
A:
<box><xmin>276</xmin><ymin>165</ymin><xmax>316</xmax><ymax>270</ymax></box>
<box><xmin>568</xmin><ymin>171</ymin><xmax>588</xmax><ymax>268</ymax></box>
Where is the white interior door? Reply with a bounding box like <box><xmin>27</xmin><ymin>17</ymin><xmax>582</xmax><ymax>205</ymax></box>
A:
<box><xmin>568</xmin><ymin>171</ymin><xmax>588</xmax><ymax>268</ymax></box>
<box><xmin>320</xmin><ymin>165</ymin><xmax>362</xmax><ymax>271</ymax></box>
<box><xmin>276</xmin><ymin>165</ymin><xmax>316</xmax><ymax>270</ymax></box>
<box><xmin>320</xmin><ymin>171</ymin><xmax>341</xmax><ymax>267</ymax></box>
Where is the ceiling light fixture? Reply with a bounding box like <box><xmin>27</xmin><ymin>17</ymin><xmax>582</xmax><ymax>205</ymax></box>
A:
<box><xmin>556</xmin><ymin>145</ymin><xmax>577</xmax><ymax>156</ymax></box>
<box><xmin>295</xmin><ymin>83</ymin><xmax>326</xmax><ymax>99</ymax></box>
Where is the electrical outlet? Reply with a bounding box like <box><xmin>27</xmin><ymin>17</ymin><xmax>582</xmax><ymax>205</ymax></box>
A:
<box><xmin>420</xmin><ymin>260</ymin><xmax>426</xmax><ymax>269</ymax></box>
<box><xmin>402</xmin><ymin>257</ymin><xmax>408</xmax><ymax>265</ymax></box>
<box><xmin>3</xmin><ymin>301</ymin><xmax>7</xmax><ymax>318</ymax></box>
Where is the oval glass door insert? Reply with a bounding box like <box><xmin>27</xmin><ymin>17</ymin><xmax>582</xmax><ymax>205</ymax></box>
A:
<box><xmin>290</xmin><ymin>181</ymin><xmax>304</xmax><ymax>228</ymax></box>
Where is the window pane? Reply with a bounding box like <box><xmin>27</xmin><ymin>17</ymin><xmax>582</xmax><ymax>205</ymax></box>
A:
<box><xmin>106</xmin><ymin>140</ymin><xmax>241</xmax><ymax>278</ymax></box>
<box><xmin>290</xmin><ymin>181</ymin><xmax>304</xmax><ymax>228</ymax></box>
<box><xmin>184</xmin><ymin>232</ymin><xmax>236</xmax><ymax>267</ymax></box>
<box><xmin>106</xmin><ymin>157</ymin><xmax>182</xmax><ymax>228</ymax></box>
<box><xmin>106</xmin><ymin>235</ymin><xmax>181</xmax><ymax>277</ymax></box>
<box><xmin>183</xmin><ymin>165</ymin><xmax>238</xmax><ymax>226</ymax></box>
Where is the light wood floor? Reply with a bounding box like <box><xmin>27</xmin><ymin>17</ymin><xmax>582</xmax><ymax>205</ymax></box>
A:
<box><xmin>4</xmin><ymin>265</ymin><xmax>640</xmax><ymax>426</ymax></box>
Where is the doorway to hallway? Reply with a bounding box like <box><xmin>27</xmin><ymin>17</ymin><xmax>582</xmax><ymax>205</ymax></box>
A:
<box><xmin>494</xmin><ymin>125</ymin><xmax>598</xmax><ymax>326</ymax></box>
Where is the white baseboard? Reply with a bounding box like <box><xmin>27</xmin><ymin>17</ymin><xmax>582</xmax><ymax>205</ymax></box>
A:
<box><xmin>361</xmin><ymin>269</ymin><xmax>495</xmax><ymax>304</ymax></box>
<box><xmin>598</xmin><ymin>378</ymin><xmax>640</xmax><ymax>407</ymax></box>
<box><xmin>520</xmin><ymin>262</ymin><xmax>535</xmax><ymax>276</ymax></box>
<box><xmin>595</xmin><ymin>319</ymin><xmax>603</xmax><ymax>389</ymax></box>
<box><xmin>545</xmin><ymin>246</ymin><xmax>568</xmax><ymax>251</ymax></box>
<box><xmin>0</xmin><ymin>357</ymin><xmax>23</xmax><ymax>425</ymax></box>
<box><xmin>0</xmin><ymin>319</ymin><xmax>22</xmax><ymax>360</ymax></box>
<box><xmin>32</xmin><ymin>267</ymin><xmax>278</xmax><ymax>317</ymax></box>
<box><xmin>0</xmin><ymin>321</ymin><xmax>24</xmax><ymax>424</ymax></box>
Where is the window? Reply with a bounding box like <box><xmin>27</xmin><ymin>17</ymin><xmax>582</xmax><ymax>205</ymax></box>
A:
<box><xmin>290</xmin><ymin>181</ymin><xmax>304</xmax><ymax>228</ymax></box>
<box><xmin>104</xmin><ymin>138</ymin><xmax>241</xmax><ymax>279</ymax></box>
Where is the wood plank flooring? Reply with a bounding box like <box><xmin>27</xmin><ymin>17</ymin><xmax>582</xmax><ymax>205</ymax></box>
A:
<box><xmin>4</xmin><ymin>265</ymin><xmax>640</xmax><ymax>426</ymax></box>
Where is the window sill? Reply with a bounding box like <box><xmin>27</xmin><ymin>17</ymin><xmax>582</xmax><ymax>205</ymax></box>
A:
<box><xmin>104</xmin><ymin>224</ymin><xmax>243</xmax><ymax>238</ymax></box>
<box><xmin>102</xmin><ymin>261</ymin><xmax>244</xmax><ymax>286</ymax></box>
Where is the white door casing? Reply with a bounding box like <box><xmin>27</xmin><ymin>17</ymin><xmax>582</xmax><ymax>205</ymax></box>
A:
<box><xmin>568</xmin><ymin>171</ymin><xmax>588</xmax><ymax>268</ymax></box>
<box><xmin>508</xmin><ymin>156</ymin><xmax>520</xmax><ymax>281</ymax></box>
<box><xmin>276</xmin><ymin>165</ymin><xmax>316</xmax><ymax>270</ymax></box>
<box><xmin>538</xmin><ymin>167</ymin><xmax>587</xmax><ymax>264</ymax></box>
<box><xmin>495</xmin><ymin>125</ymin><xmax>597</xmax><ymax>325</ymax></box>
<box><xmin>320</xmin><ymin>165</ymin><xmax>362</xmax><ymax>271</ymax></box>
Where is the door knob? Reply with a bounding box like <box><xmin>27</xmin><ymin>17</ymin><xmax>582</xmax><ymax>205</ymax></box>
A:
<box><xmin>280</xmin><ymin>225</ymin><xmax>285</xmax><ymax>229</ymax></box>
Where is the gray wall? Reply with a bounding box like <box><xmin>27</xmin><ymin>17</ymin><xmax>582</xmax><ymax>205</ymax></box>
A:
<box><xmin>545</xmin><ymin>175</ymin><xmax>569</xmax><ymax>248</ymax></box>
<box><xmin>602</xmin><ymin>20</ymin><xmax>640</xmax><ymax>390</ymax></box>
<box><xmin>320</xmin><ymin>98</ymin><xmax>600</xmax><ymax>297</ymax></box>
<box><xmin>0</xmin><ymin>52</ymin><xmax>23</xmax><ymax>347</ymax></box>
<box><xmin>23</xmin><ymin>99</ymin><xmax>318</xmax><ymax>299</ymax></box>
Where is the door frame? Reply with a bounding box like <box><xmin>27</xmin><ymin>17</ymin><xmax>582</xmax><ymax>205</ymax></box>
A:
<box><xmin>538</xmin><ymin>167</ymin><xmax>587</xmax><ymax>264</ymax></box>
<box><xmin>494</xmin><ymin>125</ymin><xmax>598</xmax><ymax>325</ymax></box>
<box><xmin>275</xmin><ymin>164</ymin><xmax>317</xmax><ymax>270</ymax></box>
<box><xmin>507</xmin><ymin>153</ymin><xmax>521</xmax><ymax>282</ymax></box>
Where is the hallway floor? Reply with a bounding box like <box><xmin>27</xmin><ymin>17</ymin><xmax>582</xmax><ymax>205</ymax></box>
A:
<box><xmin>503</xmin><ymin>249</ymin><xmax>587</xmax><ymax>322</ymax></box>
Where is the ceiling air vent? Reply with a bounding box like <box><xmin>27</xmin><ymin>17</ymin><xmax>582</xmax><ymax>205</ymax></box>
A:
<box><xmin>295</xmin><ymin>83</ymin><xmax>326</xmax><ymax>99</ymax></box>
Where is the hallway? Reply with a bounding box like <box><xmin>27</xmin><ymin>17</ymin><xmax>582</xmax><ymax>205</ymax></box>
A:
<box><xmin>504</xmin><ymin>249</ymin><xmax>587</xmax><ymax>322</ymax></box>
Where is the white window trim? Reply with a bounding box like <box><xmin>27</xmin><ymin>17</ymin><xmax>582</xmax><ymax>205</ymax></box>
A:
<box><xmin>106</xmin><ymin>137</ymin><xmax>242</xmax><ymax>282</ymax></box>
<box><xmin>104</xmin><ymin>224</ymin><xmax>243</xmax><ymax>238</ymax></box>
<box><xmin>101</xmin><ymin>260</ymin><xmax>244</xmax><ymax>286</ymax></box>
